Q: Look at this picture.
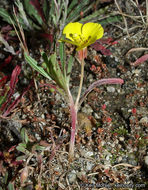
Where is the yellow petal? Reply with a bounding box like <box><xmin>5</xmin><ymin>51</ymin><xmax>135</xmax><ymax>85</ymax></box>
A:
<box><xmin>82</xmin><ymin>23</ymin><xmax>104</xmax><ymax>40</ymax></box>
<box><xmin>63</xmin><ymin>22</ymin><xmax>83</xmax><ymax>41</ymax></box>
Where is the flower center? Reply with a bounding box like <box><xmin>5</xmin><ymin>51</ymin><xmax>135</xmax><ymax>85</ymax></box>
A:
<box><xmin>70</xmin><ymin>33</ymin><xmax>91</xmax><ymax>45</ymax></box>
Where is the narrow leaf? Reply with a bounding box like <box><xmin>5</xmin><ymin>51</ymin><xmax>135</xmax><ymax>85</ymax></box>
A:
<box><xmin>1</xmin><ymin>65</ymin><xmax>21</xmax><ymax>113</ymax></box>
<box><xmin>79</xmin><ymin>78</ymin><xmax>124</xmax><ymax>107</ymax></box>
<box><xmin>4</xmin><ymin>171</ymin><xmax>8</xmax><ymax>184</ymax></box>
<box><xmin>42</xmin><ymin>0</ymin><xmax>49</xmax><ymax>21</ymax></box>
<box><xmin>15</xmin><ymin>0</ymin><xmax>32</xmax><ymax>30</ymax></box>
<box><xmin>45</xmin><ymin>53</ymin><xmax>67</xmax><ymax>90</ymax></box>
<box><xmin>10</xmin><ymin>65</ymin><xmax>21</xmax><ymax>90</ymax></box>
<box><xmin>67</xmin><ymin>0</ymin><xmax>78</xmax><ymax>14</ymax></box>
<box><xmin>16</xmin><ymin>145</ymin><xmax>27</xmax><ymax>153</ymax></box>
<box><xmin>66</xmin><ymin>55</ymin><xmax>73</xmax><ymax>83</ymax></box>
<box><xmin>2</xmin><ymin>80</ymin><xmax>33</xmax><ymax>117</ymax></box>
<box><xmin>21</xmin><ymin>128</ymin><xmax>29</xmax><ymax>144</ymax></box>
<box><xmin>80</xmin><ymin>7</ymin><xmax>108</xmax><ymax>23</ymax></box>
<box><xmin>0</xmin><ymin>8</ymin><xmax>13</xmax><ymax>24</ymax></box>
<box><xmin>59</xmin><ymin>42</ymin><xmax>66</xmax><ymax>76</ymax></box>
<box><xmin>30</xmin><ymin>0</ymin><xmax>46</xmax><ymax>23</ymax></box>
<box><xmin>24</xmin><ymin>52</ymin><xmax>51</xmax><ymax>80</ymax></box>
<box><xmin>66</xmin><ymin>0</ymin><xmax>90</xmax><ymax>23</ymax></box>
<box><xmin>8</xmin><ymin>182</ymin><xmax>14</xmax><ymax>190</ymax></box>
<box><xmin>0</xmin><ymin>96</ymin><xmax>6</xmax><ymax>107</ymax></box>
<box><xmin>35</xmin><ymin>145</ymin><xmax>45</xmax><ymax>151</ymax></box>
<box><xmin>23</xmin><ymin>0</ymin><xmax>42</xmax><ymax>25</ymax></box>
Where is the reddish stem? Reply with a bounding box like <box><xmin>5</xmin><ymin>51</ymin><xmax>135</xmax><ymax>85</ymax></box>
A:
<box><xmin>67</xmin><ymin>89</ymin><xmax>77</xmax><ymax>161</ymax></box>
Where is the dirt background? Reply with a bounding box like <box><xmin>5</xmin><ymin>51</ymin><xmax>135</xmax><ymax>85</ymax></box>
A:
<box><xmin>0</xmin><ymin>0</ymin><xmax>148</xmax><ymax>189</ymax></box>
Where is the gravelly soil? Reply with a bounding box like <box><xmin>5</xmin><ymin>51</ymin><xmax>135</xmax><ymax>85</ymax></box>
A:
<box><xmin>0</xmin><ymin>0</ymin><xmax>148</xmax><ymax>189</ymax></box>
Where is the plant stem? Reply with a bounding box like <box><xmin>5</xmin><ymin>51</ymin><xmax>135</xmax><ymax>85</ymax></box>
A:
<box><xmin>75</xmin><ymin>59</ymin><xmax>85</xmax><ymax>110</ymax></box>
<box><xmin>68</xmin><ymin>49</ymin><xmax>86</xmax><ymax>161</ymax></box>
<box><xmin>67</xmin><ymin>89</ymin><xmax>77</xmax><ymax>161</ymax></box>
<box><xmin>69</xmin><ymin>104</ymin><xmax>77</xmax><ymax>161</ymax></box>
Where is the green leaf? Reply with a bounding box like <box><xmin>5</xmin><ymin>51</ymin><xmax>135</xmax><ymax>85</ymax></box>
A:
<box><xmin>41</xmin><ymin>51</ymin><xmax>48</xmax><ymax>65</ymax></box>
<box><xmin>66</xmin><ymin>0</ymin><xmax>90</xmax><ymax>23</ymax></box>
<box><xmin>67</xmin><ymin>0</ymin><xmax>78</xmax><ymax>14</ymax></box>
<box><xmin>4</xmin><ymin>171</ymin><xmax>8</xmax><ymax>184</ymax></box>
<box><xmin>59</xmin><ymin>42</ymin><xmax>66</xmax><ymax>77</ymax></box>
<box><xmin>16</xmin><ymin>155</ymin><xmax>27</xmax><ymax>161</ymax></box>
<box><xmin>15</xmin><ymin>0</ymin><xmax>32</xmax><ymax>30</ymax></box>
<box><xmin>8</xmin><ymin>182</ymin><xmax>14</xmax><ymax>190</ymax></box>
<box><xmin>66</xmin><ymin>55</ymin><xmax>74</xmax><ymax>84</ymax></box>
<box><xmin>35</xmin><ymin>145</ymin><xmax>45</xmax><ymax>151</ymax></box>
<box><xmin>18</xmin><ymin>143</ymin><xmax>27</xmax><ymax>148</ymax></box>
<box><xmin>0</xmin><ymin>96</ymin><xmax>6</xmax><ymax>107</ymax></box>
<box><xmin>0</xmin><ymin>86</ymin><xmax>9</xmax><ymax>108</ymax></box>
<box><xmin>43</xmin><ymin>53</ymin><xmax>67</xmax><ymax>90</ymax></box>
<box><xmin>49</xmin><ymin>0</ymin><xmax>56</xmax><ymax>24</ymax></box>
<box><xmin>43</xmin><ymin>0</ymin><xmax>49</xmax><ymax>22</ymax></box>
<box><xmin>16</xmin><ymin>143</ymin><xmax>29</xmax><ymax>154</ymax></box>
<box><xmin>0</xmin><ymin>8</ymin><xmax>13</xmax><ymax>24</ymax></box>
<box><xmin>99</xmin><ymin>15</ymin><xmax>122</xmax><ymax>26</ymax></box>
<box><xmin>23</xmin><ymin>0</ymin><xmax>43</xmax><ymax>25</ymax></box>
<box><xmin>79</xmin><ymin>7</ymin><xmax>108</xmax><ymax>23</ymax></box>
<box><xmin>24</xmin><ymin>52</ymin><xmax>51</xmax><ymax>80</ymax></box>
<box><xmin>21</xmin><ymin>128</ymin><xmax>29</xmax><ymax>144</ymax></box>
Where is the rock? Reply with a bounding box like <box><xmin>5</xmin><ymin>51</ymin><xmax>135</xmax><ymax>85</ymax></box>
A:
<box><xmin>119</xmin><ymin>136</ymin><xmax>125</xmax><ymax>141</ymax></box>
<box><xmin>106</xmin><ymin>86</ymin><xmax>115</xmax><ymax>93</ymax></box>
<box><xmin>132</xmin><ymin>69</ymin><xmax>141</xmax><ymax>76</ymax></box>
<box><xmin>77</xmin><ymin>171</ymin><xmax>86</xmax><ymax>180</ymax></box>
<box><xmin>117</xmin><ymin>156</ymin><xmax>122</xmax><ymax>162</ymax></box>
<box><xmin>13</xmin><ymin>92</ymin><xmax>20</xmax><ymax>99</ymax></box>
<box><xmin>81</xmin><ymin>150</ymin><xmax>94</xmax><ymax>158</ymax></box>
<box><xmin>81</xmin><ymin>104</ymin><xmax>93</xmax><ymax>114</ymax></box>
<box><xmin>86</xmin><ymin>161</ymin><xmax>94</xmax><ymax>171</ymax></box>
<box><xmin>67</xmin><ymin>170</ymin><xmax>77</xmax><ymax>184</ymax></box>
<box><xmin>106</xmin><ymin>154</ymin><xmax>112</xmax><ymax>161</ymax></box>
<box><xmin>139</xmin><ymin>117</ymin><xmax>148</xmax><ymax>124</ymax></box>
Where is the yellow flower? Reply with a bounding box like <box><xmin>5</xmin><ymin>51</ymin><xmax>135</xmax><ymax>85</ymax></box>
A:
<box><xmin>60</xmin><ymin>22</ymin><xmax>104</xmax><ymax>51</ymax></box>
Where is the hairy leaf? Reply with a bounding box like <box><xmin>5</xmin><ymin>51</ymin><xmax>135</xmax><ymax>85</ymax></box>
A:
<box><xmin>30</xmin><ymin>0</ymin><xmax>46</xmax><ymax>23</ymax></box>
<box><xmin>0</xmin><ymin>8</ymin><xmax>13</xmax><ymax>24</ymax></box>
<box><xmin>24</xmin><ymin>52</ymin><xmax>51</xmax><ymax>80</ymax></box>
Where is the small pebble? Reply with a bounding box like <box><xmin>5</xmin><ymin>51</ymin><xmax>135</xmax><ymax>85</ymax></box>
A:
<box><xmin>106</xmin><ymin>154</ymin><xmax>112</xmax><ymax>161</ymax></box>
<box><xmin>117</xmin><ymin>156</ymin><xmax>122</xmax><ymax>162</ymax></box>
<box><xmin>13</xmin><ymin>92</ymin><xmax>20</xmax><ymax>99</ymax></box>
<box><xmin>111</xmin><ymin>143</ymin><xmax>115</xmax><ymax>148</ymax></box>
<box><xmin>101</xmin><ymin>140</ymin><xmax>105</xmax><ymax>146</ymax></box>
<box><xmin>67</xmin><ymin>171</ymin><xmax>77</xmax><ymax>184</ymax></box>
<box><xmin>86</xmin><ymin>162</ymin><xmax>94</xmax><ymax>171</ymax></box>
<box><xmin>107</xmin><ymin>86</ymin><xmax>115</xmax><ymax>93</ymax></box>
<box><xmin>82</xmin><ymin>104</ymin><xmax>93</xmax><ymax>114</ymax></box>
<box><xmin>132</xmin><ymin>69</ymin><xmax>141</xmax><ymax>75</ymax></box>
<box><xmin>139</xmin><ymin>117</ymin><xmax>148</xmax><ymax>124</ymax></box>
<box><xmin>81</xmin><ymin>150</ymin><xmax>94</xmax><ymax>158</ymax></box>
<box><xmin>35</xmin><ymin>133</ymin><xmax>41</xmax><ymax>141</ymax></box>
<box><xmin>115</xmin><ymin>139</ymin><xmax>119</xmax><ymax>144</ymax></box>
<box><xmin>77</xmin><ymin>171</ymin><xmax>86</xmax><ymax>180</ymax></box>
<box><xmin>119</xmin><ymin>136</ymin><xmax>124</xmax><ymax>141</ymax></box>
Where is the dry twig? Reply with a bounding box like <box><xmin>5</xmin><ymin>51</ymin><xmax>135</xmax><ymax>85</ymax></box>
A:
<box><xmin>114</xmin><ymin>0</ymin><xmax>130</xmax><ymax>37</ymax></box>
